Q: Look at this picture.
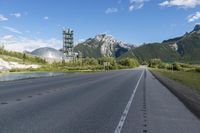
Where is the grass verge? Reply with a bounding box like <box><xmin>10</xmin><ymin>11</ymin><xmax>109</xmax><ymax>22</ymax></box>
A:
<box><xmin>152</xmin><ymin>69</ymin><xmax>200</xmax><ymax>93</ymax></box>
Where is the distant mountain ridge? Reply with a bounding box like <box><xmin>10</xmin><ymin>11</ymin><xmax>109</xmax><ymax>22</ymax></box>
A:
<box><xmin>75</xmin><ymin>24</ymin><xmax>200</xmax><ymax>64</ymax></box>
<box><xmin>120</xmin><ymin>24</ymin><xmax>200</xmax><ymax>63</ymax></box>
<box><xmin>193</xmin><ymin>24</ymin><xmax>200</xmax><ymax>32</ymax></box>
<box><xmin>74</xmin><ymin>34</ymin><xmax>135</xmax><ymax>58</ymax></box>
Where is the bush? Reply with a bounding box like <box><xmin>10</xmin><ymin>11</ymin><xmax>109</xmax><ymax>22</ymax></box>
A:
<box><xmin>82</xmin><ymin>58</ymin><xmax>98</xmax><ymax>66</ymax></box>
<box><xmin>180</xmin><ymin>63</ymin><xmax>193</xmax><ymax>68</ymax></box>
<box><xmin>158</xmin><ymin>63</ymin><xmax>168</xmax><ymax>69</ymax></box>
<box><xmin>172</xmin><ymin>63</ymin><xmax>182</xmax><ymax>71</ymax></box>
<box><xmin>148</xmin><ymin>59</ymin><xmax>162</xmax><ymax>68</ymax></box>
<box><xmin>141</xmin><ymin>61</ymin><xmax>148</xmax><ymax>65</ymax></box>
<box><xmin>98</xmin><ymin>57</ymin><xmax>117</xmax><ymax>66</ymax></box>
<box><xmin>195</xmin><ymin>67</ymin><xmax>200</xmax><ymax>73</ymax></box>
<box><xmin>117</xmin><ymin>58</ymin><xmax>139</xmax><ymax>68</ymax></box>
<box><xmin>116</xmin><ymin>65</ymin><xmax>128</xmax><ymax>70</ymax></box>
<box><xmin>166</xmin><ymin>64</ymin><xmax>173</xmax><ymax>70</ymax></box>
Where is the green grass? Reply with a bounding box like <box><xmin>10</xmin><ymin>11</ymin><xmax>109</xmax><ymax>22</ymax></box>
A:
<box><xmin>154</xmin><ymin>69</ymin><xmax>200</xmax><ymax>93</ymax></box>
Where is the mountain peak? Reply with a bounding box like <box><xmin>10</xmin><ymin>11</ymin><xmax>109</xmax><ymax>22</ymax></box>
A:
<box><xmin>95</xmin><ymin>34</ymin><xmax>115</xmax><ymax>42</ymax></box>
<box><xmin>75</xmin><ymin>34</ymin><xmax>134</xmax><ymax>58</ymax></box>
<box><xmin>193</xmin><ymin>24</ymin><xmax>200</xmax><ymax>32</ymax></box>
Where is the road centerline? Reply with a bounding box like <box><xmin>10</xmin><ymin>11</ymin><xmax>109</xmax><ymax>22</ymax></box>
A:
<box><xmin>114</xmin><ymin>70</ymin><xmax>144</xmax><ymax>133</ymax></box>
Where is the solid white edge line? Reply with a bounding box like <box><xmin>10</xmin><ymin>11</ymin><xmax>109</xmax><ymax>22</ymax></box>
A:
<box><xmin>114</xmin><ymin>70</ymin><xmax>145</xmax><ymax>133</ymax></box>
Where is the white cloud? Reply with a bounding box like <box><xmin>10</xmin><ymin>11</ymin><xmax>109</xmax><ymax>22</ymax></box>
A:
<box><xmin>0</xmin><ymin>14</ymin><xmax>8</xmax><ymax>21</ymax></box>
<box><xmin>3</xmin><ymin>26</ymin><xmax>22</xmax><ymax>34</ymax></box>
<box><xmin>0</xmin><ymin>35</ymin><xmax>62</xmax><ymax>52</ymax></box>
<box><xmin>44</xmin><ymin>16</ymin><xmax>49</xmax><ymax>20</ymax></box>
<box><xmin>105</xmin><ymin>8</ymin><xmax>118</xmax><ymax>14</ymax></box>
<box><xmin>11</xmin><ymin>13</ymin><xmax>21</xmax><ymax>18</ymax></box>
<box><xmin>159</xmin><ymin>0</ymin><xmax>200</xmax><ymax>8</ymax></box>
<box><xmin>129</xmin><ymin>0</ymin><xmax>148</xmax><ymax>11</ymax></box>
<box><xmin>2</xmin><ymin>35</ymin><xmax>14</xmax><ymax>40</ymax></box>
<box><xmin>188</xmin><ymin>11</ymin><xmax>200</xmax><ymax>22</ymax></box>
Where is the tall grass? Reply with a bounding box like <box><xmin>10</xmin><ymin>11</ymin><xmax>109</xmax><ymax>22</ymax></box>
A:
<box><xmin>148</xmin><ymin>58</ymin><xmax>200</xmax><ymax>73</ymax></box>
<box><xmin>155</xmin><ymin>69</ymin><xmax>200</xmax><ymax>93</ymax></box>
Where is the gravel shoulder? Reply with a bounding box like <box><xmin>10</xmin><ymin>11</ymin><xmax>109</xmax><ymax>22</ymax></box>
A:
<box><xmin>150</xmin><ymin>70</ymin><xmax>200</xmax><ymax>119</ymax></box>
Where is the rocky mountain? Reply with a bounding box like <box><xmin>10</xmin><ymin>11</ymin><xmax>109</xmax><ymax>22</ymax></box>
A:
<box><xmin>175</xmin><ymin>24</ymin><xmax>200</xmax><ymax>63</ymax></box>
<box><xmin>119</xmin><ymin>43</ymin><xmax>180</xmax><ymax>62</ymax></box>
<box><xmin>119</xmin><ymin>24</ymin><xmax>200</xmax><ymax>64</ymax></box>
<box><xmin>193</xmin><ymin>24</ymin><xmax>200</xmax><ymax>32</ymax></box>
<box><xmin>74</xmin><ymin>34</ymin><xmax>135</xmax><ymax>58</ymax></box>
<box><xmin>75</xmin><ymin>24</ymin><xmax>200</xmax><ymax>64</ymax></box>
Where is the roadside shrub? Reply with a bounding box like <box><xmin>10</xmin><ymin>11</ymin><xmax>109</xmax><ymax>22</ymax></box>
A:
<box><xmin>148</xmin><ymin>59</ymin><xmax>162</xmax><ymax>68</ymax></box>
<box><xmin>158</xmin><ymin>63</ymin><xmax>168</xmax><ymax>69</ymax></box>
<box><xmin>9</xmin><ymin>68</ymin><xmax>22</xmax><ymax>72</ymax></box>
<box><xmin>166</xmin><ymin>64</ymin><xmax>173</xmax><ymax>70</ymax></box>
<box><xmin>98</xmin><ymin>57</ymin><xmax>117</xmax><ymax>66</ymax></box>
<box><xmin>117</xmin><ymin>58</ymin><xmax>139</xmax><ymax>68</ymax></box>
<box><xmin>141</xmin><ymin>61</ymin><xmax>148</xmax><ymax>65</ymax></box>
<box><xmin>82</xmin><ymin>57</ymin><xmax>98</xmax><ymax>66</ymax></box>
<box><xmin>180</xmin><ymin>63</ymin><xmax>193</xmax><ymax>68</ymax></box>
<box><xmin>117</xmin><ymin>65</ymin><xmax>128</xmax><ymax>70</ymax></box>
<box><xmin>172</xmin><ymin>63</ymin><xmax>182</xmax><ymax>71</ymax></box>
<box><xmin>195</xmin><ymin>67</ymin><xmax>200</xmax><ymax>73</ymax></box>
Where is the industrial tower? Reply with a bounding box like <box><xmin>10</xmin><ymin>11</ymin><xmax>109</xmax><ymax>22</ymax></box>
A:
<box><xmin>63</xmin><ymin>29</ymin><xmax>74</xmax><ymax>56</ymax></box>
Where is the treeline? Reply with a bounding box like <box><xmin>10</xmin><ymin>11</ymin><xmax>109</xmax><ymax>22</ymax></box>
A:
<box><xmin>41</xmin><ymin>57</ymin><xmax>139</xmax><ymax>72</ymax></box>
<box><xmin>148</xmin><ymin>58</ymin><xmax>200</xmax><ymax>73</ymax></box>
<box><xmin>0</xmin><ymin>46</ymin><xmax>46</xmax><ymax>64</ymax></box>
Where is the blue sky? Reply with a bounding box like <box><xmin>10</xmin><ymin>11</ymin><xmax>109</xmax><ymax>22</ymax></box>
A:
<box><xmin>0</xmin><ymin>0</ymin><xmax>200</xmax><ymax>51</ymax></box>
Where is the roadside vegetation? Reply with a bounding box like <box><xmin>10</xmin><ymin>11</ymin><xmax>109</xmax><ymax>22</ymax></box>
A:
<box><xmin>0</xmin><ymin>46</ymin><xmax>139</xmax><ymax>73</ymax></box>
<box><xmin>55</xmin><ymin>57</ymin><xmax>139</xmax><ymax>71</ymax></box>
<box><xmin>148</xmin><ymin>58</ymin><xmax>200</xmax><ymax>92</ymax></box>
<box><xmin>9</xmin><ymin>57</ymin><xmax>139</xmax><ymax>72</ymax></box>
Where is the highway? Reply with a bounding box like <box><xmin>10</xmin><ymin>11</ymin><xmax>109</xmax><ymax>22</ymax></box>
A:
<box><xmin>0</xmin><ymin>68</ymin><xmax>199</xmax><ymax>133</ymax></box>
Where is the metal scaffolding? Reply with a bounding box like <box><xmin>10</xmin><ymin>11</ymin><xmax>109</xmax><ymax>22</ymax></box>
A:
<box><xmin>63</xmin><ymin>29</ymin><xmax>74</xmax><ymax>56</ymax></box>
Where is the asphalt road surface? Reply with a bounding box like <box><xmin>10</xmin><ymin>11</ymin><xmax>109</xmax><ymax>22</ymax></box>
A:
<box><xmin>0</xmin><ymin>68</ymin><xmax>199</xmax><ymax>133</ymax></box>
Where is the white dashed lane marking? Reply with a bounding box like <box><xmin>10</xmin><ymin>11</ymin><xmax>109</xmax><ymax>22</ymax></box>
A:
<box><xmin>114</xmin><ymin>70</ymin><xmax>144</xmax><ymax>133</ymax></box>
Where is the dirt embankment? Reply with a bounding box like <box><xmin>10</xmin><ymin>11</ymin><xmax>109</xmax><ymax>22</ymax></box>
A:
<box><xmin>0</xmin><ymin>58</ymin><xmax>39</xmax><ymax>72</ymax></box>
<box><xmin>150</xmin><ymin>70</ymin><xmax>200</xmax><ymax>119</ymax></box>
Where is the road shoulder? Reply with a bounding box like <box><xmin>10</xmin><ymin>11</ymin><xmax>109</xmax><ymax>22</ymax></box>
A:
<box><xmin>150</xmin><ymin>70</ymin><xmax>200</xmax><ymax>119</ymax></box>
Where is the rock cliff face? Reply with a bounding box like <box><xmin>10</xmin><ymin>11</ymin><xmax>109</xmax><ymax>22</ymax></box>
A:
<box><xmin>168</xmin><ymin>43</ymin><xmax>178</xmax><ymax>51</ymax></box>
<box><xmin>74</xmin><ymin>34</ymin><xmax>134</xmax><ymax>58</ymax></box>
<box><xmin>193</xmin><ymin>24</ymin><xmax>200</xmax><ymax>32</ymax></box>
